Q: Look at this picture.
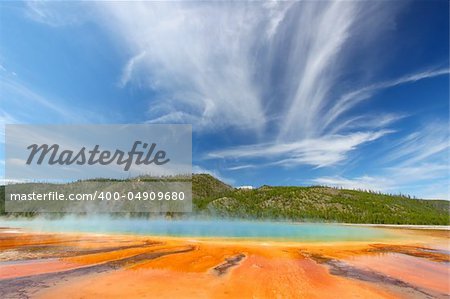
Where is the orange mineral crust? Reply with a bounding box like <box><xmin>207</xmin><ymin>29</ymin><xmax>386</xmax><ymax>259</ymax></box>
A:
<box><xmin>0</xmin><ymin>227</ymin><xmax>448</xmax><ymax>299</ymax></box>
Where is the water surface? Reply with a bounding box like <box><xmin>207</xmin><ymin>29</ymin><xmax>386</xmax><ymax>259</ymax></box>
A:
<box><xmin>0</xmin><ymin>217</ymin><xmax>397</xmax><ymax>242</ymax></box>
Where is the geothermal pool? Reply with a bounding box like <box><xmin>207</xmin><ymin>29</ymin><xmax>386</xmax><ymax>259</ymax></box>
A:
<box><xmin>0</xmin><ymin>218</ymin><xmax>449</xmax><ymax>298</ymax></box>
<box><xmin>0</xmin><ymin>217</ymin><xmax>397</xmax><ymax>241</ymax></box>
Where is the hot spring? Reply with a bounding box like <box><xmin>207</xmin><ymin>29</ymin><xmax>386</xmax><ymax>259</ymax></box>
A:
<box><xmin>0</xmin><ymin>217</ymin><xmax>398</xmax><ymax>242</ymax></box>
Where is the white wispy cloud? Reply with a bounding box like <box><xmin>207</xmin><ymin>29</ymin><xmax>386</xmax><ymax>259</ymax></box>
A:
<box><xmin>381</xmin><ymin>122</ymin><xmax>449</xmax><ymax>167</ymax></box>
<box><xmin>313</xmin><ymin>123</ymin><xmax>449</xmax><ymax>199</ymax></box>
<box><xmin>25</xmin><ymin>1</ymin><xmax>91</xmax><ymax>27</ymax></box>
<box><xmin>313</xmin><ymin>176</ymin><xmax>393</xmax><ymax>193</ymax></box>
<box><xmin>145</xmin><ymin>111</ymin><xmax>202</xmax><ymax>126</ymax></box>
<box><xmin>313</xmin><ymin>163</ymin><xmax>448</xmax><ymax>193</ymax></box>
<box><xmin>0</xmin><ymin>74</ymin><xmax>115</xmax><ymax>127</ymax></box>
<box><xmin>277</xmin><ymin>2</ymin><xmax>358</xmax><ymax>140</ymax></box>
<box><xmin>321</xmin><ymin>68</ymin><xmax>450</xmax><ymax>133</ymax></box>
<box><xmin>312</xmin><ymin>162</ymin><xmax>449</xmax><ymax>199</ymax></box>
<box><xmin>119</xmin><ymin>51</ymin><xmax>147</xmax><ymax>88</ymax></box>
<box><xmin>1</xmin><ymin>77</ymin><xmax>82</xmax><ymax>122</ymax></box>
<box><xmin>226</xmin><ymin>164</ymin><xmax>256</xmax><ymax>171</ymax></box>
<box><xmin>0</xmin><ymin>73</ymin><xmax>115</xmax><ymax>184</ymax></box>
<box><xmin>206</xmin><ymin>66</ymin><xmax>446</xmax><ymax>168</ymax></box>
<box><xmin>87</xmin><ymin>1</ymin><xmax>407</xmax><ymax>137</ymax></box>
<box><xmin>208</xmin><ymin>130</ymin><xmax>392</xmax><ymax>168</ymax></box>
<box><xmin>328</xmin><ymin>113</ymin><xmax>408</xmax><ymax>135</ymax></box>
<box><xmin>95</xmin><ymin>2</ymin><xmax>277</xmax><ymax>132</ymax></box>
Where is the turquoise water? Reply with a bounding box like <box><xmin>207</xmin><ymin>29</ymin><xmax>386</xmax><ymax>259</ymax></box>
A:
<box><xmin>0</xmin><ymin>217</ymin><xmax>396</xmax><ymax>242</ymax></box>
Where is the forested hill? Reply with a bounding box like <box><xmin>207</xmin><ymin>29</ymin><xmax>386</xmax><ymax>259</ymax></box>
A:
<box><xmin>1</xmin><ymin>174</ymin><xmax>449</xmax><ymax>225</ymax></box>
<box><xmin>192</xmin><ymin>174</ymin><xmax>449</xmax><ymax>225</ymax></box>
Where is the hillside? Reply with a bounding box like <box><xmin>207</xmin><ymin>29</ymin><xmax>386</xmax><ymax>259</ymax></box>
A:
<box><xmin>192</xmin><ymin>174</ymin><xmax>234</xmax><ymax>198</ymax></box>
<box><xmin>192</xmin><ymin>175</ymin><xmax>450</xmax><ymax>225</ymax></box>
<box><xmin>1</xmin><ymin>174</ymin><xmax>449</xmax><ymax>225</ymax></box>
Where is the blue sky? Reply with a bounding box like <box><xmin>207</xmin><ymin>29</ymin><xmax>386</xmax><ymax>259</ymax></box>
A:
<box><xmin>0</xmin><ymin>1</ymin><xmax>449</xmax><ymax>199</ymax></box>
